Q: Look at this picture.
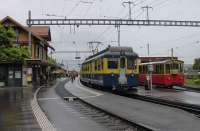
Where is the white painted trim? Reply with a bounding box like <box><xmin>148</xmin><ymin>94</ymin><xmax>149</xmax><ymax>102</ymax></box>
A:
<box><xmin>31</xmin><ymin>86</ymin><xmax>57</xmax><ymax>131</ymax></box>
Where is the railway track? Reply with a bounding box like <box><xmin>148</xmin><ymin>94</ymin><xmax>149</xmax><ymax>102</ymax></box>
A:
<box><xmin>57</xmin><ymin>80</ymin><xmax>153</xmax><ymax>131</ymax></box>
<box><xmin>172</xmin><ymin>85</ymin><xmax>200</xmax><ymax>92</ymax></box>
<box><xmin>124</xmin><ymin>93</ymin><xmax>200</xmax><ymax>118</ymax></box>
<box><xmin>183</xmin><ymin>86</ymin><xmax>200</xmax><ymax>92</ymax></box>
<box><xmin>81</xmin><ymin>81</ymin><xmax>200</xmax><ymax>118</ymax></box>
<box><xmin>64</xmin><ymin>98</ymin><xmax>153</xmax><ymax>131</ymax></box>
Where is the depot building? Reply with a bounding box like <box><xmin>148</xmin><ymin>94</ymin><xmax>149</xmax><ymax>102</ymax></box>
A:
<box><xmin>0</xmin><ymin>16</ymin><xmax>54</xmax><ymax>87</ymax></box>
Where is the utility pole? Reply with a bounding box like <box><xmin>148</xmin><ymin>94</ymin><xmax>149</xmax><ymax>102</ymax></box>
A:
<box><xmin>146</xmin><ymin>43</ymin><xmax>153</xmax><ymax>91</ymax></box>
<box><xmin>73</xmin><ymin>41</ymin><xmax>81</xmax><ymax>59</ymax></box>
<box><xmin>116</xmin><ymin>25</ymin><xmax>120</xmax><ymax>46</ymax></box>
<box><xmin>147</xmin><ymin>43</ymin><xmax>150</xmax><ymax>56</ymax></box>
<box><xmin>122</xmin><ymin>1</ymin><xmax>135</xmax><ymax>20</ymax></box>
<box><xmin>171</xmin><ymin>48</ymin><xmax>174</xmax><ymax>58</ymax></box>
<box><xmin>142</xmin><ymin>5</ymin><xmax>153</xmax><ymax>20</ymax></box>
<box><xmin>28</xmin><ymin>10</ymin><xmax>32</xmax><ymax>58</ymax></box>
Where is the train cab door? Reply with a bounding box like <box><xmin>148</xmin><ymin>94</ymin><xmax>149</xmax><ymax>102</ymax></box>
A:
<box><xmin>118</xmin><ymin>56</ymin><xmax>127</xmax><ymax>85</ymax></box>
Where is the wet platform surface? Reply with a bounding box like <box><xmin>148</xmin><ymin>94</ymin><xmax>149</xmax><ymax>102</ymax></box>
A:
<box><xmin>136</xmin><ymin>86</ymin><xmax>200</xmax><ymax>106</ymax></box>
<box><xmin>0</xmin><ymin>87</ymin><xmax>41</xmax><ymax>131</ymax></box>
<box><xmin>65</xmin><ymin>79</ymin><xmax>200</xmax><ymax>131</ymax></box>
<box><xmin>38</xmin><ymin>78</ymin><xmax>109</xmax><ymax>131</ymax></box>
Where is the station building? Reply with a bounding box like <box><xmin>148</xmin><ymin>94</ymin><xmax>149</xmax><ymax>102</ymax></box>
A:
<box><xmin>0</xmin><ymin>16</ymin><xmax>54</xmax><ymax>87</ymax></box>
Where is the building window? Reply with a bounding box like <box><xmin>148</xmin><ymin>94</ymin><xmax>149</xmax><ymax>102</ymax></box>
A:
<box><xmin>35</xmin><ymin>44</ymin><xmax>40</xmax><ymax>59</ymax></box>
<box><xmin>12</xmin><ymin>28</ymin><xmax>20</xmax><ymax>42</ymax></box>
<box><xmin>0</xmin><ymin>66</ymin><xmax>6</xmax><ymax>83</ymax></box>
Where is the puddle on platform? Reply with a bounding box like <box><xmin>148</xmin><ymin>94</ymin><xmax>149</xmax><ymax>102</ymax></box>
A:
<box><xmin>0</xmin><ymin>87</ymin><xmax>41</xmax><ymax>131</ymax></box>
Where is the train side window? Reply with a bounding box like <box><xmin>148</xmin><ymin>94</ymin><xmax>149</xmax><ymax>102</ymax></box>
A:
<box><xmin>92</xmin><ymin>61</ymin><xmax>94</xmax><ymax>71</ymax></box>
<box><xmin>95</xmin><ymin>60</ymin><xmax>97</xmax><ymax>71</ymax></box>
<box><xmin>101</xmin><ymin>58</ymin><xmax>104</xmax><ymax>70</ymax></box>
<box><xmin>98</xmin><ymin>59</ymin><xmax>101</xmax><ymax>71</ymax></box>
<box><xmin>143</xmin><ymin>66</ymin><xmax>145</xmax><ymax>73</ymax></box>
<box><xmin>166</xmin><ymin>64</ymin><xmax>170</xmax><ymax>73</ymax></box>
<box><xmin>87</xmin><ymin>63</ymin><xmax>89</xmax><ymax>71</ymax></box>
<box><xmin>144</xmin><ymin>65</ymin><xmax>147</xmax><ymax>73</ymax></box>
<box><xmin>156</xmin><ymin>64</ymin><xmax>162</xmax><ymax>74</ymax></box>
<box><xmin>108</xmin><ymin>58</ymin><xmax>118</xmax><ymax>69</ymax></box>
<box><xmin>155</xmin><ymin>65</ymin><xmax>158</xmax><ymax>74</ymax></box>
<box><xmin>142</xmin><ymin>65</ymin><xmax>145</xmax><ymax>73</ymax></box>
<box><xmin>83</xmin><ymin>65</ymin><xmax>85</xmax><ymax>71</ymax></box>
<box><xmin>90</xmin><ymin>63</ymin><xmax>91</xmax><ymax>71</ymax></box>
<box><xmin>157</xmin><ymin>64</ymin><xmax>160</xmax><ymax>74</ymax></box>
<box><xmin>139</xmin><ymin>66</ymin><xmax>142</xmax><ymax>73</ymax></box>
<box><xmin>179</xmin><ymin>63</ymin><xmax>183</xmax><ymax>72</ymax></box>
<box><xmin>160</xmin><ymin>64</ymin><xmax>164</xmax><ymax>74</ymax></box>
<box><xmin>153</xmin><ymin>65</ymin><xmax>158</xmax><ymax>74</ymax></box>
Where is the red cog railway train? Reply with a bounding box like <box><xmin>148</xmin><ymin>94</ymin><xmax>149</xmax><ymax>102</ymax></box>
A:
<box><xmin>139</xmin><ymin>58</ymin><xmax>185</xmax><ymax>88</ymax></box>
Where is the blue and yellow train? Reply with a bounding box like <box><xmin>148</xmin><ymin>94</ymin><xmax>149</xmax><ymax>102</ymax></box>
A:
<box><xmin>80</xmin><ymin>46</ymin><xmax>139</xmax><ymax>91</ymax></box>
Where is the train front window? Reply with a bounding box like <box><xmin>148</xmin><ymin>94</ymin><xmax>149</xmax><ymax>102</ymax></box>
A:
<box><xmin>120</xmin><ymin>57</ymin><xmax>126</xmax><ymax>68</ymax></box>
<box><xmin>171</xmin><ymin>63</ymin><xmax>179</xmax><ymax>69</ymax></box>
<box><xmin>108</xmin><ymin>58</ymin><xmax>118</xmax><ymax>69</ymax></box>
<box><xmin>127</xmin><ymin>58</ymin><xmax>134</xmax><ymax>69</ymax></box>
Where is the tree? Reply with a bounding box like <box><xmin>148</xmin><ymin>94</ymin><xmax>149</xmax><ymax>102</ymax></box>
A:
<box><xmin>48</xmin><ymin>56</ymin><xmax>56</xmax><ymax>65</ymax></box>
<box><xmin>0</xmin><ymin>24</ymin><xmax>16</xmax><ymax>47</ymax></box>
<box><xmin>0</xmin><ymin>24</ymin><xmax>29</xmax><ymax>63</ymax></box>
<box><xmin>193</xmin><ymin>58</ymin><xmax>200</xmax><ymax>70</ymax></box>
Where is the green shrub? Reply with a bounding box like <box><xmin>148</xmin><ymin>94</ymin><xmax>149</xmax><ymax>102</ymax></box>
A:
<box><xmin>194</xmin><ymin>79</ymin><xmax>200</xmax><ymax>85</ymax></box>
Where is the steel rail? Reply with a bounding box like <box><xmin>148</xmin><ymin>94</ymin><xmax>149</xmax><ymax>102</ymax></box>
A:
<box><xmin>81</xmin><ymin>81</ymin><xmax>200</xmax><ymax>117</ymax></box>
<box><xmin>65</xmin><ymin>97</ymin><xmax>154</xmax><ymax>131</ymax></box>
<box><xmin>125</xmin><ymin>93</ymin><xmax>200</xmax><ymax>117</ymax></box>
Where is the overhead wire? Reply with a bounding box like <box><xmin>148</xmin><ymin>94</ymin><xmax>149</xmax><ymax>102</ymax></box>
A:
<box><xmin>97</xmin><ymin>0</ymin><xmax>152</xmax><ymax>45</ymax></box>
<box><xmin>93</xmin><ymin>1</ymin><xmax>127</xmax><ymax>42</ymax></box>
<box><xmin>133</xmin><ymin>0</ymin><xmax>157</xmax><ymax>19</ymax></box>
<box><xmin>123</xmin><ymin>0</ymin><xmax>153</xmax><ymax>19</ymax></box>
<box><xmin>83</xmin><ymin>1</ymin><xmax>94</xmax><ymax>17</ymax></box>
<box><xmin>66</xmin><ymin>0</ymin><xmax>82</xmax><ymax>18</ymax></box>
<box><xmin>150</xmin><ymin>0</ymin><xmax>170</xmax><ymax>7</ymax></box>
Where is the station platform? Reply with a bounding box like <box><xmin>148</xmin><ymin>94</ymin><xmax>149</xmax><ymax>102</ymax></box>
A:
<box><xmin>65</xmin><ymin>79</ymin><xmax>200</xmax><ymax>131</ymax></box>
<box><xmin>37</xmin><ymin>78</ymin><xmax>109</xmax><ymax>131</ymax></box>
<box><xmin>135</xmin><ymin>86</ymin><xmax>200</xmax><ymax>106</ymax></box>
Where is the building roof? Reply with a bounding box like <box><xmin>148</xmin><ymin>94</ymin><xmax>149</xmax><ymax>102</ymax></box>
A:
<box><xmin>27</xmin><ymin>26</ymin><xmax>51</xmax><ymax>41</ymax></box>
<box><xmin>0</xmin><ymin>16</ymin><xmax>54</xmax><ymax>51</ymax></box>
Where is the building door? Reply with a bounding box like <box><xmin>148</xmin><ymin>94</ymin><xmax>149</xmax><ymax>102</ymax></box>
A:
<box><xmin>0</xmin><ymin>65</ymin><xmax>7</xmax><ymax>87</ymax></box>
<box><xmin>7</xmin><ymin>64</ymin><xmax>22</xmax><ymax>87</ymax></box>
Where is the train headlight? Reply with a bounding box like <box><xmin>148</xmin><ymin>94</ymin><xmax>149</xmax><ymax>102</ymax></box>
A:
<box><xmin>111</xmin><ymin>73</ymin><xmax>114</xmax><ymax>77</ymax></box>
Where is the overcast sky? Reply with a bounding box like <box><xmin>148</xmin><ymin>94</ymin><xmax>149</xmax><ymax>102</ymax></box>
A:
<box><xmin>1</xmin><ymin>0</ymin><xmax>200</xmax><ymax>69</ymax></box>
